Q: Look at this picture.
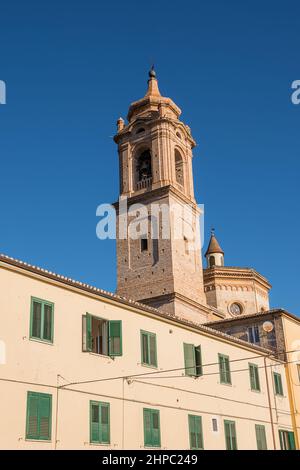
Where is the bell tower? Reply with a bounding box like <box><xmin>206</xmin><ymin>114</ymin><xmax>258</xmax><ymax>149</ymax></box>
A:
<box><xmin>114</xmin><ymin>67</ymin><xmax>213</xmax><ymax>323</ymax></box>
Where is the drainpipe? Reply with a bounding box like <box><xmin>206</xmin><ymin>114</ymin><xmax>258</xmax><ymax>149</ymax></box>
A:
<box><xmin>264</xmin><ymin>357</ymin><xmax>276</xmax><ymax>449</ymax></box>
<box><xmin>284</xmin><ymin>361</ymin><xmax>299</xmax><ymax>449</ymax></box>
<box><xmin>54</xmin><ymin>375</ymin><xmax>60</xmax><ymax>450</ymax></box>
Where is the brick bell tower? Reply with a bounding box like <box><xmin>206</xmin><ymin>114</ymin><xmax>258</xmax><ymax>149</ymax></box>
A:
<box><xmin>114</xmin><ymin>67</ymin><xmax>216</xmax><ymax>323</ymax></box>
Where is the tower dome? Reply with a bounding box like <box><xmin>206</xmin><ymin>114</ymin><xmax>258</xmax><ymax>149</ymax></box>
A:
<box><xmin>205</xmin><ymin>230</ymin><xmax>224</xmax><ymax>268</ymax></box>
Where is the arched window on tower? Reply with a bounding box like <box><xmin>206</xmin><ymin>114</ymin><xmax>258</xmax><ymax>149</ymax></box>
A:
<box><xmin>175</xmin><ymin>150</ymin><xmax>184</xmax><ymax>187</ymax></box>
<box><xmin>136</xmin><ymin>150</ymin><xmax>152</xmax><ymax>190</ymax></box>
<box><xmin>209</xmin><ymin>256</ymin><xmax>216</xmax><ymax>268</ymax></box>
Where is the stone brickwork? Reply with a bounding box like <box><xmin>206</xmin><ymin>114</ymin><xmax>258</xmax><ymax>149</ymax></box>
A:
<box><xmin>203</xmin><ymin>266</ymin><xmax>271</xmax><ymax>318</ymax></box>
<box><xmin>206</xmin><ymin>310</ymin><xmax>286</xmax><ymax>361</ymax></box>
<box><xmin>113</xmin><ymin>71</ymin><xmax>212</xmax><ymax>323</ymax></box>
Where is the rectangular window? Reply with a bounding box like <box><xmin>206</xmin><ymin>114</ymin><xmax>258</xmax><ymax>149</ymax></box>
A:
<box><xmin>255</xmin><ymin>424</ymin><xmax>267</xmax><ymax>450</ymax></box>
<box><xmin>279</xmin><ymin>430</ymin><xmax>296</xmax><ymax>450</ymax></box>
<box><xmin>141</xmin><ymin>331</ymin><xmax>157</xmax><ymax>367</ymax></box>
<box><xmin>224</xmin><ymin>420</ymin><xmax>237</xmax><ymax>450</ymax></box>
<box><xmin>219</xmin><ymin>354</ymin><xmax>231</xmax><ymax>384</ymax></box>
<box><xmin>143</xmin><ymin>408</ymin><xmax>161</xmax><ymax>447</ymax></box>
<box><xmin>90</xmin><ymin>401</ymin><xmax>110</xmax><ymax>444</ymax></box>
<box><xmin>297</xmin><ymin>364</ymin><xmax>300</xmax><ymax>383</ymax></box>
<box><xmin>26</xmin><ymin>392</ymin><xmax>52</xmax><ymax>440</ymax></box>
<box><xmin>184</xmin><ymin>343</ymin><xmax>202</xmax><ymax>377</ymax></box>
<box><xmin>141</xmin><ymin>238</ymin><xmax>148</xmax><ymax>252</ymax></box>
<box><xmin>83</xmin><ymin>314</ymin><xmax>122</xmax><ymax>356</ymax></box>
<box><xmin>248</xmin><ymin>326</ymin><xmax>260</xmax><ymax>344</ymax></box>
<box><xmin>188</xmin><ymin>415</ymin><xmax>204</xmax><ymax>449</ymax></box>
<box><xmin>249</xmin><ymin>363</ymin><xmax>260</xmax><ymax>391</ymax></box>
<box><xmin>30</xmin><ymin>297</ymin><xmax>54</xmax><ymax>343</ymax></box>
<box><xmin>212</xmin><ymin>418</ymin><xmax>218</xmax><ymax>432</ymax></box>
<box><xmin>273</xmin><ymin>372</ymin><xmax>284</xmax><ymax>396</ymax></box>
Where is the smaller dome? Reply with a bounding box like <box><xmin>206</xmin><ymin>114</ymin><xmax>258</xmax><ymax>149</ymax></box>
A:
<box><xmin>205</xmin><ymin>231</ymin><xmax>224</xmax><ymax>257</ymax></box>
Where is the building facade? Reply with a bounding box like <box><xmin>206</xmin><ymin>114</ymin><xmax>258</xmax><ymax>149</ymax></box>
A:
<box><xmin>0</xmin><ymin>255</ymin><xmax>295</xmax><ymax>449</ymax></box>
<box><xmin>207</xmin><ymin>309</ymin><xmax>300</xmax><ymax>447</ymax></box>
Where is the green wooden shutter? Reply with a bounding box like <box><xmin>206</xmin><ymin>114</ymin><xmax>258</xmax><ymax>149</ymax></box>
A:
<box><xmin>224</xmin><ymin>420</ymin><xmax>237</xmax><ymax>450</ymax></box>
<box><xmin>39</xmin><ymin>394</ymin><xmax>52</xmax><ymax>440</ymax></box>
<box><xmin>189</xmin><ymin>415</ymin><xmax>203</xmax><ymax>449</ymax></box>
<box><xmin>288</xmin><ymin>431</ymin><xmax>296</xmax><ymax>450</ymax></box>
<box><xmin>278</xmin><ymin>375</ymin><xmax>283</xmax><ymax>395</ymax></box>
<box><xmin>254</xmin><ymin>365</ymin><xmax>260</xmax><ymax>391</ymax></box>
<box><xmin>26</xmin><ymin>392</ymin><xmax>39</xmax><ymax>439</ymax></box>
<box><xmin>108</xmin><ymin>320</ymin><xmax>122</xmax><ymax>356</ymax></box>
<box><xmin>143</xmin><ymin>409</ymin><xmax>160</xmax><ymax>447</ymax></box>
<box><xmin>274</xmin><ymin>373</ymin><xmax>278</xmax><ymax>394</ymax></box>
<box><xmin>100</xmin><ymin>403</ymin><xmax>110</xmax><ymax>444</ymax></box>
<box><xmin>149</xmin><ymin>334</ymin><xmax>157</xmax><ymax>367</ymax></box>
<box><xmin>189</xmin><ymin>415</ymin><xmax>196</xmax><ymax>449</ymax></box>
<box><xmin>274</xmin><ymin>372</ymin><xmax>283</xmax><ymax>395</ymax></box>
<box><xmin>231</xmin><ymin>421</ymin><xmax>237</xmax><ymax>450</ymax></box>
<box><xmin>195</xmin><ymin>346</ymin><xmax>203</xmax><ymax>376</ymax></box>
<box><xmin>31</xmin><ymin>300</ymin><xmax>42</xmax><ymax>339</ymax></box>
<box><xmin>219</xmin><ymin>355</ymin><xmax>225</xmax><ymax>383</ymax></box>
<box><xmin>151</xmin><ymin>410</ymin><xmax>161</xmax><ymax>447</ymax></box>
<box><xmin>249</xmin><ymin>364</ymin><xmax>260</xmax><ymax>391</ymax></box>
<box><xmin>26</xmin><ymin>392</ymin><xmax>51</xmax><ymax>440</ymax></box>
<box><xmin>255</xmin><ymin>424</ymin><xmax>267</xmax><ymax>450</ymax></box>
<box><xmin>224</xmin><ymin>420</ymin><xmax>231</xmax><ymax>450</ymax></box>
<box><xmin>184</xmin><ymin>343</ymin><xmax>196</xmax><ymax>376</ymax></box>
<box><xmin>225</xmin><ymin>356</ymin><xmax>231</xmax><ymax>384</ymax></box>
<box><xmin>219</xmin><ymin>354</ymin><xmax>231</xmax><ymax>384</ymax></box>
<box><xmin>86</xmin><ymin>313</ymin><xmax>92</xmax><ymax>352</ymax></box>
<box><xmin>43</xmin><ymin>304</ymin><xmax>53</xmax><ymax>342</ymax></box>
<box><xmin>249</xmin><ymin>364</ymin><xmax>255</xmax><ymax>390</ymax></box>
<box><xmin>144</xmin><ymin>408</ymin><xmax>152</xmax><ymax>446</ymax></box>
<box><xmin>141</xmin><ymin>331</ymin><xmax>157</xmax><ymax>367</ymax></box>
<box><xmin>141</xmin><ymin>332</ymin><xmax>149</xmax><ymax>364</ymax></box>
<box><xmin>90</xmin><ymin>402</ymin><xmax>100</xmax><ymax>443</ymax></box>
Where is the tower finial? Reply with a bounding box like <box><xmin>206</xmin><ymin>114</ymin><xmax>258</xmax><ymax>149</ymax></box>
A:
<box><xmin>148</xmin><ymin>64</ymin><xmax>156</xmax><ymax>79</ymax></box>
<box><xmin>211</xmin><ymin>227</ymin><xmax>215</xmax><ymax>236</ymax></box>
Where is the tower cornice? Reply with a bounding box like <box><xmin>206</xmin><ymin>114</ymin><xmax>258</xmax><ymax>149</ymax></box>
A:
<box><xmin>203</xmin><ymin>266</ymin><xmax>272</xmax><ymax>291</ymax></box>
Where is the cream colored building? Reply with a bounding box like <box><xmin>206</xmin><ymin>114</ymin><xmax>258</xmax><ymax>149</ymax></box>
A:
<box><xmin>0</xmin><ymin>255</ymin><xmax>295</xmax><ymax>449</ymax></box>
<box><xmin>0</xmin><ymin>67</ymin><xmax>299</xmax><ymax>450</ymax></box>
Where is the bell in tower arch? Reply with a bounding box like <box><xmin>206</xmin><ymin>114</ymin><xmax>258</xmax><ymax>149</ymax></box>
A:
<box><xmin>136</xmin><ymin>150</ymin><xmax>152</xmax><ymax>182</ymax></box>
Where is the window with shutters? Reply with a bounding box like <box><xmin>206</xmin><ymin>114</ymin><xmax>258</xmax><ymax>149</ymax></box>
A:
<box><xmin>143</xmin><ymin>408</ymin><xmax>161</xmax><ymax>447</ymax></box>
<box><xmin>188</xmin><ymin>415</ymin><xmax>204</xmax><ymax>449</ymax></box>
<box><xmin>218</xmin><ymin>354</ymin><xmax>231</xmax><ymax>385</ymax></box>
<box><xmin>30</xmin><ymin>297</ymin><xmax>54</xmax><ymax>343</ymax></box>
<box><xmin>90</xmin><ymin>401</ymin><xmax>110</xmax><ymax>444</ymax></box>
<box><xmin>279</xmin><ymin>430</ymin><xmax>296</xmax><ymax>450</ymax></box>
<box><xmin>273</xmin><ymin>372</ymin><xmax>284</xmax><ymax>396</ymax></box>
<box><xmin>255</xmin><ymin>424</ymin><xmax>267</xmax><ymax>450</ymax></box>
<box><xmin>249</xmin><ymin>363</ymin><xmax>260</xmax><ymax>392</ymax></box>
<box><xmin>141</xmin><ymin>330</ymin><xmax>157</xmax><ymax>367</ymax></box>
<box><xmin>82</xmin><ymin>314</ymin><xmax>122</xmax><ymax>356</ymax></box>
<box><xmin>224</xmin><ymin>420</ymin><xmax>237</xmax><ymax>450</ymax></box>
<box><xmin>183</xmin><ymin>343</ymin><xmax>202</xmax><ymax>377</ymax></box>
<box><xmin>26</xmin><ymin>392</ymin><xmax>52</xmax><ymax>440</ymax></box>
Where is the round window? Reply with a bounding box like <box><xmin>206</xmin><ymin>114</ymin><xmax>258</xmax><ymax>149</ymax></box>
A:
<box><xmin>229</xmin><ymin>302</ymin><xmax>243</xmax><ymax>316</ymax></box>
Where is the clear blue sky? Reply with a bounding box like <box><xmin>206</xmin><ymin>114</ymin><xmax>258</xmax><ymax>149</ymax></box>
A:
<box><xmin>0</xmin><ymin>1</ymin><xmax>299</xmax><ymax>314</ymax></box>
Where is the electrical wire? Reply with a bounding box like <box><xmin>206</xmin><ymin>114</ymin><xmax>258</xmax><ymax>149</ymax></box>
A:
<box><xmin>59</xmin><ymin>348</ymin><xmax>300</xmax><ymax>388</ymax></box>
